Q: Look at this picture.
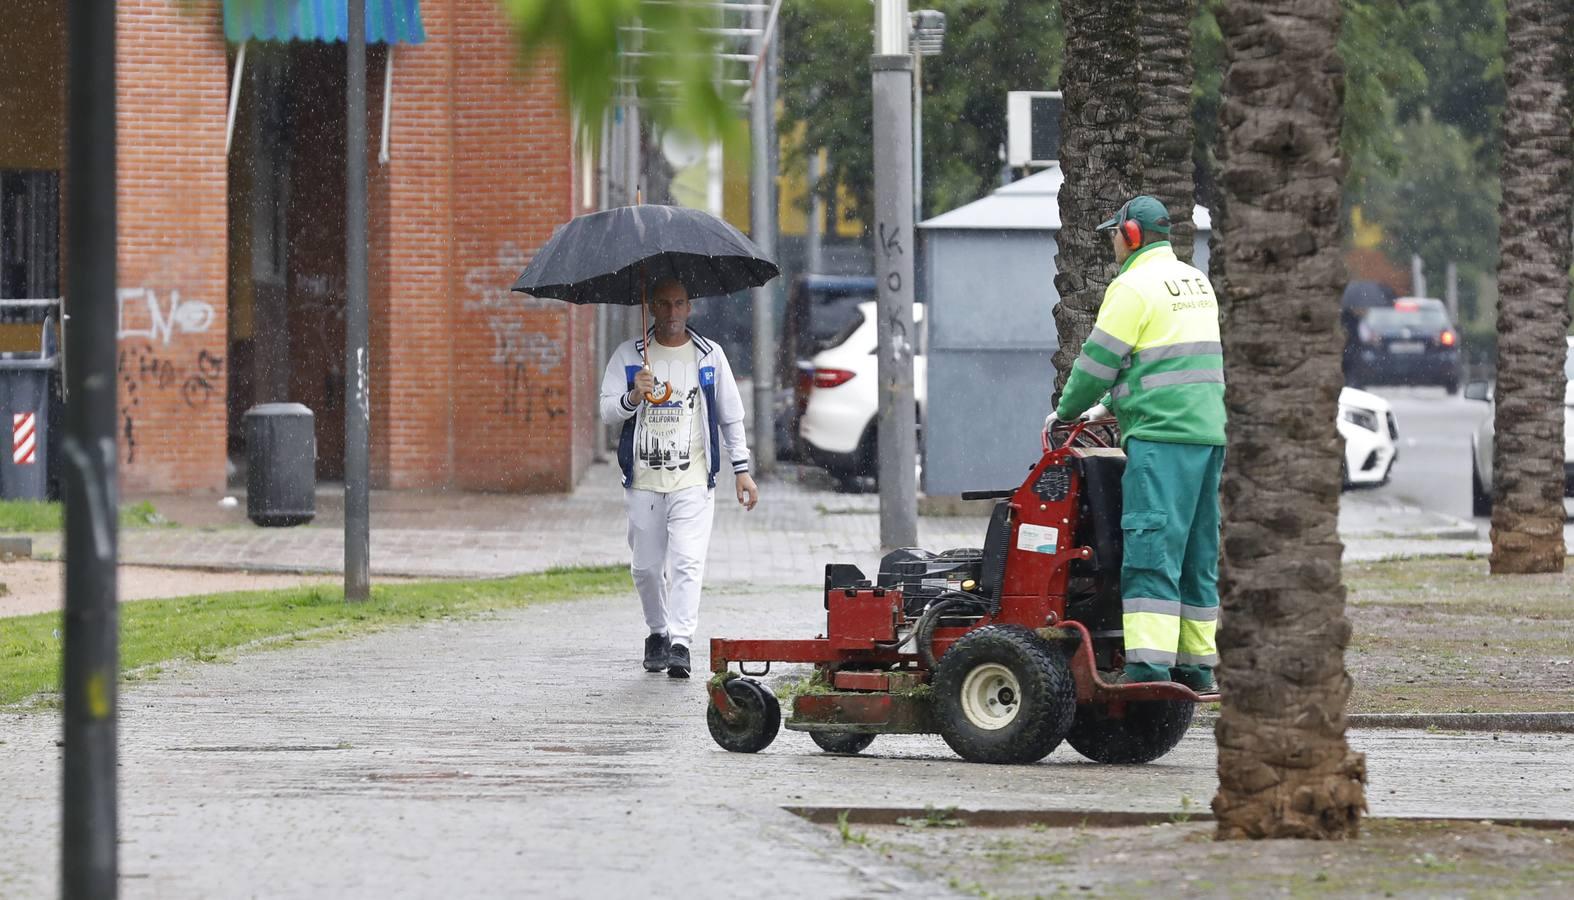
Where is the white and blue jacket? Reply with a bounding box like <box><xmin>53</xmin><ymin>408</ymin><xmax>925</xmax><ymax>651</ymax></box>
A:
<box><xmin>598</xmin><ymin>326</ymin><xmax>751</xmax><ymax>489</ymax></box>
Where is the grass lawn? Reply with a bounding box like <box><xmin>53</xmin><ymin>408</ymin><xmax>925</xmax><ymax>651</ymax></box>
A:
<box><xmin>0</xmin><ymin>499</ymin><xmax>169</xmax><ymax>533</ymax></box>
<box><xmin>0</xmin><ymin>566</ymin><xmax>627</xmax><ymax>708</ymax></box>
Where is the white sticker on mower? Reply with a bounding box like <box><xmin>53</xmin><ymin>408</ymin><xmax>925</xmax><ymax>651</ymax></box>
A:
<box><xmin>1016</xmin><ymin>524</ymin><xmax>1060</xmax><ymax>555</ymax></box>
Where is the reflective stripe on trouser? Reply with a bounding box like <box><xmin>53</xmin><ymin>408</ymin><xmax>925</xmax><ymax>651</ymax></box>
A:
<box><xmin>625</xmin><ymin>485</ymin><xmax>716</xmax><ymax>645</ymax></box>
<box><xmin>1119</xmin><ymin>438</ymin><xmax>1224</xmax><ymax>681</ymax></box>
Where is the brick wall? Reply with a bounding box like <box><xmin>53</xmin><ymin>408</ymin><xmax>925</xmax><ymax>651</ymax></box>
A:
<box><xmin>382</xmin><ymin>0</ymin><xmax>588</xmax><ymax>491</ymax></box>
<box><xmin>115</xmin><ymin>0</ymin><xmax>229</xmax><ymax>492</ymax></box>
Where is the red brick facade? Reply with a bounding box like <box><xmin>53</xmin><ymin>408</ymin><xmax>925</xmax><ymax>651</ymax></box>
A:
<box><xmin>116</xmin><ymin>0</ymin><xmax>231</xmax><ymax>492</ymax></box>
<box><xmin>107</xmin><ymin>0</ymin><xmax>589</xmax><ymax>493</ymax></box>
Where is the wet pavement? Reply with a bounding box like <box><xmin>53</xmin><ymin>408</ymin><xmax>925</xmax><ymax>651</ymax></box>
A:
<box><xmin>23</xmin><ymin>461</ymin><xmax>1497</xmax><ymax>581</ymax></box>
<box><xmin>4</xmin><ymin>584</ymin><xmax>1572</xmax><ymax>898</ymax></box>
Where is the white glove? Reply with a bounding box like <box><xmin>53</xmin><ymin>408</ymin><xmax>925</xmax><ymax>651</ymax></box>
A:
<box><xmin>1080</xmin><ymin>403</ymin><xmax>1110</xmax><ymax>422</ymax></box>
<box><xmin>1043</xmin><ymin>411</ymin><xmax>1062</xmax><ymax>433</ymax></box>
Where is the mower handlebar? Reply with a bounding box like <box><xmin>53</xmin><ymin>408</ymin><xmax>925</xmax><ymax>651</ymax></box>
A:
<box><xmin>1041</xmin><ymin>416</ymin><xmax>1118</xmax><ymax>452</ymax></box>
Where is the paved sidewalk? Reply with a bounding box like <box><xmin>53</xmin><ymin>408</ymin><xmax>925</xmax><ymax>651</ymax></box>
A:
<box><xmin>4</xmin><ymin>585</ymin><xmax>1571</xmax><ymax>898</ymax></box>
<box><xmin>25</xmin><ymin>463</ymin><xmax>1497</xmax><ymax>582</ymax></box>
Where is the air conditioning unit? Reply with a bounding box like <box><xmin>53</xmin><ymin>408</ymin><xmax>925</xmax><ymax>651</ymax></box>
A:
<box><xmin>1006</xmin><ymin>91</ymin><xmax>1062</xmax><ymax>168</ymax></box>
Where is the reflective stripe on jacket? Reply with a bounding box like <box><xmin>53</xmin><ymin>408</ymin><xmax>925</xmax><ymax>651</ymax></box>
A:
<box><xmin>1056</xmin><ymin>242</ymin><xmax>1227</xmax><ymax>446</ymax></box>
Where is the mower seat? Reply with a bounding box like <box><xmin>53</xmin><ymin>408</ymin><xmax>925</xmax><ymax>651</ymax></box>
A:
<box><xmin>1075</xmin><ymin>452</ymin><xmax>1126</xmax><ymax>574</ymax></box>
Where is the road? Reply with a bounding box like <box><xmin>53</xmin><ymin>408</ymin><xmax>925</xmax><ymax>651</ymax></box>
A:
<box><xmin>1364</xmin><ymin>385</ymin><xmax>1574</xmax><ymax>529</ymax></box>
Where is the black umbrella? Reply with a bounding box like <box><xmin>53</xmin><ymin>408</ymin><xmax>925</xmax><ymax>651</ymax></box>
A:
<box><xmin>512</xmin><ymin>203</ymin><xmax>779</xmax><ymax>403</ymax></box>
<box><xmin>1341</xmin><ymin>279</ymin><xmax>1399</xmax><ymax>310</ymax></box>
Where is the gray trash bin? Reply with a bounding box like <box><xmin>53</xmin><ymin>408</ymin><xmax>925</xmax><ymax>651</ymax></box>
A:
<box><xmin>0</xmin><ymin>354</ymin><xmax>55</xmax><ymax>502</ymax></box>
<box><xmin>244</xmin><ymin>402</ymin><xmax>316</xmax><ymax>527</ymax></box>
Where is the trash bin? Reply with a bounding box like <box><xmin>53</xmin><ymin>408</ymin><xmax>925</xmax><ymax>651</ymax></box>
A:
<box><xmin>244</xmin><ymin>402</ymin><xmax>316</xmax><ymax>527</ymax></box>
<box><xmin>0</xmin><ymin>354</ymin><xmax>55</xmax><ymax>502</ymax></box>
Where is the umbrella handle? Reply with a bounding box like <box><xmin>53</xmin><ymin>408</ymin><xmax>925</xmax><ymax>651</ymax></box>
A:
<box><xmin>637</xmin><ymin>260</ymin><xmax>673</xmax><ymax>404</ymax></box>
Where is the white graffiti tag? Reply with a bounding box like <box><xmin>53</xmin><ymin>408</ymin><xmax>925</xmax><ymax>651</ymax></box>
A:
<box><xmin>487</xmin><ymin>319</ymin><xmax>564</xmax><ymax>373</ymax></box>
<box><xmin>117</xmin><ymin>288</ymin><xmax>215</xmax><ymax>345</ymax></box>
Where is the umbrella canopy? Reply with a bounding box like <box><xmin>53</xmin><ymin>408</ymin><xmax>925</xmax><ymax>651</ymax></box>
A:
<box><xmin>1341</xmin><ymin>279</ymin><xmax>1399</xmax><ymax>310</ymax></box>
<box><xmin>511</xmin><ymin>204</ymin><xmax>779</xmax><ymax>305</ymax></box>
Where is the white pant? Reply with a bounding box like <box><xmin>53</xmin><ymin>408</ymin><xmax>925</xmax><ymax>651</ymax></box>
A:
<box><xmin>625</xmin><ymin>485</ymin><xmax>715</xmax><ymax>646</ymax></box>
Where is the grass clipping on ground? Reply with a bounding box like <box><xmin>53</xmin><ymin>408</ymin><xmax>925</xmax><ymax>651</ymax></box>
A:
<box><xmin>1343</xmin><ymin>556</ymin><xmax>1574</xmax><ymax>714</ymax></box>
<box><xmin>0</xmin><ymin>566</ymin><xmax>627</xmax><ymax>708</ymax></box>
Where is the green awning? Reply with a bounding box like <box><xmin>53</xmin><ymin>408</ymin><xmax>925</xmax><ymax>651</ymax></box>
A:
<box><xmin>223</xmin><ymin>0</ymin><xmax>426</xmax><ymax>45</ymax></box>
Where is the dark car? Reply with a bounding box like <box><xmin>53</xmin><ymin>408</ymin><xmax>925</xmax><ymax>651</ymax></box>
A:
<box><xmin>1345</xmin><ymin>297</ymin><xmax>1462</xmax><ymax>394</ymax></box>
<box><xmin>772</xmin><ymin>274</ymin><xmax>876</xmax><ymax>460</ymax></box>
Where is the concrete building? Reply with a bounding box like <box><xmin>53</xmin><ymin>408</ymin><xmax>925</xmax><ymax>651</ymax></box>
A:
<box><xmin>0</xmin><ymin>0</ymin><xmax>596</xmax><ymax>494</ymax></box>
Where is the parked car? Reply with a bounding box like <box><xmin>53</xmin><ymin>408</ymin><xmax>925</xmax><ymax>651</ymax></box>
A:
<box><xmin>1346</xmin><ymin>297</ymin><xmax>1463</xmax><ymax>394</ymax></box>
<box><xmin>773</xmin><ymin>275</ymin><xmax>878</xmax><ymax>461</ymax></box>
<box><xmin>1465</xmin><ymin>336</ymin><xmax>1574</xmax><ymax>516</ymax></box>
<box><xmin>1338</xmin><ymin>386</ymin><xmax>1400</xmax><ymax>489</ymax></box>
<box><xmin>799</xmin><ymin>300</ymin><xmax>925</xmax><ymax>488</ymax></box>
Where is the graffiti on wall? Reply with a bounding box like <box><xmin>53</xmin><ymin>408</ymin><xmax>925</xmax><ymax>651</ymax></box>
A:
<box><xmin>464</xmin><ymin>242</ymin><xmax>571</xmax><ymax>419</ymax></box>
<box><xmin>115</xmin><ymin>288</ymin><xmax>226</xmax><ymax>464</ymax></box>
<box><xmin>117</xmin><ymin>288</ymin><xmax>215</xmax><ymax>346</ymax></box>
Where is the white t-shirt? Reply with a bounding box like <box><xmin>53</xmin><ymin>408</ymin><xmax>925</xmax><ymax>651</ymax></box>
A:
<box><xmin>633</xmin><ymin>339</ymin><xmax>708</xmax><ymax>493</ymax></box>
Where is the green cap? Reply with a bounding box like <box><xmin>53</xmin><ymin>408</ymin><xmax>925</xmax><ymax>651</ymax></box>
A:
<box><xmin>1095</xmin><ymin>195</ymin><xmax>1172</xmax><ymax>236</ymax></box>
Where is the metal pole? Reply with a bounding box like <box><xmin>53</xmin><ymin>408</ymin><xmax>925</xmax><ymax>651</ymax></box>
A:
<box><xmin>912</xmin><ymin>49</ymin><xmax>922</xmax><ymax>225</ymax></box>
<box><xmin>345</xmin><ymin>0</ymin><xmax>371</xmax><ymax>601</ymax></box>
<box><xmin>806</xmin><ymin>150</ymin><xmax>825</xmax><ymax>274</ymax></box>
<box><xmin>749</xmin><ymin>5</ymin><xmax>777</xmax><ymax>472</ymax></box>
<box><xmin>62</xmin><ymin>0</ymin><xmax>119</xmax><ymax>893</ymax></box>
<box><xmin>873</xmin><ymin>1</ymin><xmax>917</xmax><ymax>550</ymax></box>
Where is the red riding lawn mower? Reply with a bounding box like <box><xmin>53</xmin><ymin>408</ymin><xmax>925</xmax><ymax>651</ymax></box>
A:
<box><xmin>705</xmin><ymin>418</ymin><xmax>1220</xmax><ymax>765</ymax></box>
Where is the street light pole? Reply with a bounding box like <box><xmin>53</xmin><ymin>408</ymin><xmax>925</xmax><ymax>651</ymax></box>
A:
<box><xmin>62</xmin><ymin>0</ymin><xmax>120</xmax><ymax>893</ymax></box>
<box><xmin>873</xmin><ymin>0</ymin><xmax>917</xmax><ymax>551</ymax></box>
<box><xmin>345</xmin><ymin>0</ymin><xmax>371</xmax><ymax>601</ymax></box>
<box><xmin>749</xmin><ymin>4</ymin><xmax>778</xmax><ymax>473</ymax></box>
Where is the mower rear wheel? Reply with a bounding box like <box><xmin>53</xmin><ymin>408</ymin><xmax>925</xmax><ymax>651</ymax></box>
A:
<box><xmin>809</xmin><ymin>731</ymin><xmax>877</xmax><ymax>755</ymax></box>
<box><xmin>933</xmin><ymin>625</ymin><xmax>1076</xmax><ymax>765</ymax></box>
<box><xmin>1065</xmin><ymin>698</ymin><xmax>1194</xmax><ymax>764</ymax></box>
<box><xmin>706</xmin><ymin>678</ymin><xmax>781</xmax><ymax>753</ymax></box>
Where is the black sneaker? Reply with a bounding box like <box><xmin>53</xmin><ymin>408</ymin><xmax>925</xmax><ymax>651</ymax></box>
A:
<box><xmin>667</xmin><ymin>642</ymin><xmax>691</xmax><ymax>679</ymax></box>
<box><xmin>643</xmin><ymin>633</ymin><xmax>670</xmax><ymax>673</ymax></box>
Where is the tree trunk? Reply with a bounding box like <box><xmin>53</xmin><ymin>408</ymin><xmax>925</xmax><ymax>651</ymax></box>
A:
<box><xmin>1138</xmin><ymin>0</ymin><xmax>1198</xmax><ymax>264</ymax></box>
<box><xmin>1051</xmin><ymin>0</ymin><xmax>1142</xmax><ymax>393</ymax></box>
<box><xmin>1211</xmin><ymin>0</ymin><xmax>1366</xmax><ymax>840</ymax></box>
<box><xmin>1489</xmin><ymin>0</ymin><xmax>1571</xmax><ymax>576</ymax></box>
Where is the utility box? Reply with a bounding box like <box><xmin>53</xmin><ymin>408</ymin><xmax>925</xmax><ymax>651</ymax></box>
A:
<box><xmin>919</xmin><ymin>166</ymin><xmax>1212</xmax><ymax>495</ymax></box>
<box><xmin>244</xmin><ymin>403</ymin><xmax>316</xmax><ymax>527</ymax></box>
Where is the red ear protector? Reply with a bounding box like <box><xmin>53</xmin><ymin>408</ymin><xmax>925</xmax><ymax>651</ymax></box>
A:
<box><xmin>1120</xmin><ymin>217</ymin><xmax>1143</xmax><ymax>249</ymax></box>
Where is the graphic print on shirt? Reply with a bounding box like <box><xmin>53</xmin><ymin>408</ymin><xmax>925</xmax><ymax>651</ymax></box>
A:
<box><xmin>635</xmin><ymin>340</ymin><xmax>707</xmax><ymax>492</ymax></box>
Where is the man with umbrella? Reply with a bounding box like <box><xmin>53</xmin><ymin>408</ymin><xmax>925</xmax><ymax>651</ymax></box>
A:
<box><xmin>600</xmin><ymin>275</ymin><xmax>757</xmax><ymax>678</ymax></box>
<box><xmin>515</xmin><ymin>203</ymin><xmax>775</xmax><ymax>679</ymax></box>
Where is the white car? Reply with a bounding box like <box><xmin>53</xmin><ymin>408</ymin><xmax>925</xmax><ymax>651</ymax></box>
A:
<box><xmin>801</xmin><ymin>305</ymin><xmax>1396</xmax><ymax>491</ymax></box>
<box><xmin>799</xmin><ymin>301</ymin><xmax>925</xmax><ymax>486</ymax></box>
<box><xmin>1339</xmin><ymin>386</ymin><xmax>1400</xmax><ymax>489</ymax></box>
<box><xmin>1466</xmin><ymin>335</ymin><xmax>1574</xmax><ymax>516</ymax></box>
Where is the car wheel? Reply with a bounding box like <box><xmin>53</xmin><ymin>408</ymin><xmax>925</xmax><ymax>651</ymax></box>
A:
<box><xmin>1471</xmin><ymin>448</ymin><xmax>1492</xmax><ymax>518</ymax></box>
<box><xmin>1445</xmin><ymin>376</ymin><xmax>1461</xmax><ymax>396</ymax></box>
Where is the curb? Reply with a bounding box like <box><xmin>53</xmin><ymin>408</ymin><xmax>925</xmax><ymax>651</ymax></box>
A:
<box><xmin>1197</xmin><ymin>711</ymin><xmax>1574</xmax><ymax>734</ymax></box>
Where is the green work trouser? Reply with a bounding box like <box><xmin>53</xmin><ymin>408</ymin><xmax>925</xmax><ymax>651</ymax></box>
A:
<box><xmin>1119</xmin><ymin>438</ymin><xmax>1224</xmax><ymax>684</ymax></box>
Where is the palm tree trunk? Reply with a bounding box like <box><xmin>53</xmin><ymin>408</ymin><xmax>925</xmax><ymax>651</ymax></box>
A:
<box><xmin>1138</xmin><ymin>0</ymin><xmax>1198</xmax><ymax>264</ymax></box>
<box><xmin>1211</xmin><ymin>0</ymin><xmax>1366</xmax><ymax>840</ymax></box>
<box><xmin>1051</xmin><ymin>0</ymin><xmax>1142</xmax><ymax>393</ymax></box>
<box><xmin>1489</xmin><ymin>0</ymin><xmax>1571</xmax><ymax>576</ymax></box>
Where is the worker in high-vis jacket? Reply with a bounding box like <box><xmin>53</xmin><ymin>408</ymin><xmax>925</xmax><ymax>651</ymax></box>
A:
<box><xmin>1044</xmin><ymin>195</ymin><xmax>1226</xmax><ymax>692</ymax></box>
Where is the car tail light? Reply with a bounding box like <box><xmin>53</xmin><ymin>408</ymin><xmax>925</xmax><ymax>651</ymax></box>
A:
<box><xmin>813</xmin><ymin>368</ymin><xmax>856</xmax><ymax>388</ymax></box>
<box><xmin>1440</xmin><ymin>330</ymin><xmax>1457</xmax><ymax>347</ymax></box>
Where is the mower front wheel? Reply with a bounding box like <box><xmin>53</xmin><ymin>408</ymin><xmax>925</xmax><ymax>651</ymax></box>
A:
<box><xmin>933</xmin><ymin>625</ymin><xmax>1076</xmax><ymax>765</ymax></box>
<box><xmin>1065</xmin><ymin>699</ymin><xmax>1194</xmax><ymax>764</ymax></box>
<box><xmin>706</xmin><ymin>678</ymin><xmax>781</xmax><ymax>753</ymax></box>
<box><xmin>809</xmin><ymin>731</ymin><xmax>877</xmax><ymax>755</ymax></box>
